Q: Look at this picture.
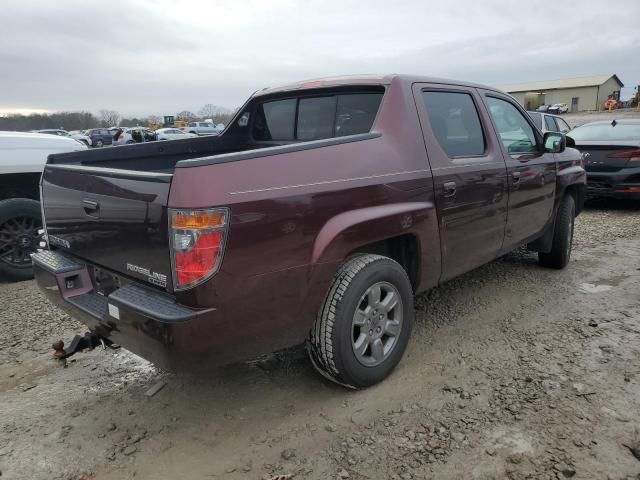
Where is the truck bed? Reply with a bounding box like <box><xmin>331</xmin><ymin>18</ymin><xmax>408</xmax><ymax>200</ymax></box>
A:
<box><xmin>47</xmin><ymin>134</ymin><xmax>282</xmax><ymax>173</ymax></box>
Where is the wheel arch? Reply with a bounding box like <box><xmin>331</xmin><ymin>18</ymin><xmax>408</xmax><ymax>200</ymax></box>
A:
<box><xmin>0</xmin><ymin>172</ymin><xmax>41</xmax><ymax>201</ymax></box>
<box><xmin>298</xmin><ymin>202</ymin><xmax>438</xmax><ymax>327</ymax></box>
<box><xmin>556</xmin><ymin>165</ymin><xmax>586</xmax><ymax>216</ymax></box>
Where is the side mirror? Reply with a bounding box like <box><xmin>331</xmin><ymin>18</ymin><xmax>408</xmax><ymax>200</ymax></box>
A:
<box><xmin>543</xmin><ymin>132</ymin><xmax>565</xmax><ymax>153</ymax></box>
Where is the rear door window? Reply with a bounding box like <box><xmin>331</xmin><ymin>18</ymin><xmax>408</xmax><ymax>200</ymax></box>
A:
<box><xmin>544</xmin><ymin>115</ymin><xmax>559</xmax><ymax>132</ymax></box>
<box><xmin>421</xmin><ymin>91</ymin><xmax>485</xmax><ymax>157</ymax></box>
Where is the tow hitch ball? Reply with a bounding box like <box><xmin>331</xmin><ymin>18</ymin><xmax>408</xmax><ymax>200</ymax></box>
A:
<box><xmin>52</xmin><ymin>332</ymin><xmax>120</xmax><ymax>363</ymax></box>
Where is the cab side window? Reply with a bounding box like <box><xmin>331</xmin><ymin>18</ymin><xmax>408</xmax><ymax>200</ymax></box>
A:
<box><xmin>556</xmin><ymin>117</ymin><xmax>571</xmax><ymax>133</ymax></box>
<box><xmin>422</xmin><ymin>91</ymin><xmax>485</xmax><ymax>158</ymax></box>
<box><xmin>486</xmin><ymin>97</ymin><xmax>538</xmax><ymax>154</ymax></box>
<box><xmin>544</xmin><ymin>115</ymin><xmax>559</xmax><ymax>132</ymax></box>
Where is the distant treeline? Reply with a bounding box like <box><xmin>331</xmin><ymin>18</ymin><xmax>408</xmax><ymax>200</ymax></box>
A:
<box><xmin>0</xmin><ymin>111</ymin><xmax>99</xmax><ymax>131</ymax></box>
<box><xmin>0</xmin><ymin>104</ymin><xmax>236</xmax><ymax>132</ymax></box>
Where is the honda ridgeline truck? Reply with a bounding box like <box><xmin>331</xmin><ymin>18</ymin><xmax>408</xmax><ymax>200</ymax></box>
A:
<box><xmin>32</xmin><ymin>75</ymin><xmax>586</xmax><ymax>388</ymax></box>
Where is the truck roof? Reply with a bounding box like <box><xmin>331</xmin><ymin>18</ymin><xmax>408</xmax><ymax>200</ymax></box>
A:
<box><xmin>254</xmin><ymin>73</ymin><xmax>503</xmax><ymax>97</ymax></box>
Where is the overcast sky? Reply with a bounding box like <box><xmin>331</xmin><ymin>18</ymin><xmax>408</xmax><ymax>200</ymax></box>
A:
<box><xmin>2</xmin><ymin>0</ymin><xmax>639</xmax><ymax>116</ymax></box>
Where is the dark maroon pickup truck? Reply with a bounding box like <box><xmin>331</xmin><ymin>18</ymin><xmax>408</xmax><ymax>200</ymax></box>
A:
<box><xmin>33</xmin><ymin>75</ymin><xmax>586</xmax><ymax>388</ymax></box>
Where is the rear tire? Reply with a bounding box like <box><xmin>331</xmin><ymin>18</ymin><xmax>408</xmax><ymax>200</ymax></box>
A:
<box><xmin>0</xmin><ymin>198</ymin><xmax>42</xmax><ymax>282</ymax></box>
<box><xmin>95</xmin><ymin>139</ymin><xmax>104</xmax><ymax>148</ymax></box>
<box><xmin>539</xmin><ymin>194</ymin><xmax>575</xmax><ymax>269</ymax></box>
<box><xmin>307</xmin><ymin>254</ymin><xmax>413</xmax><ymax>389</ymax></box>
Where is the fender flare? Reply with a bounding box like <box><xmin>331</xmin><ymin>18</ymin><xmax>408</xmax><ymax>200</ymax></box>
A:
<box><xmin>311</xmin><ymin>202</ymin><xmax>433</xmax><ymax>265</ymax></box>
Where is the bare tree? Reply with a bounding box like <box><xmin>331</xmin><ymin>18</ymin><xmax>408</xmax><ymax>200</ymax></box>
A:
<box><xmin>175</xmin><ymin>110</ymin><xmax>197</xmax><ymax>122</ymax></box>
<box><xmin>147</xmin><ymin>115</ymin><xmax>161</xmax><ymax>125</ymax></box>
<box><xmin>199</xmin><ymin>104</ymin><xmax>234</xmax><ymax>124</ymax></box>
<box><xmin>198</xmin><ymin>104</ymin><xmax>225</xmax><ymax>118</ymax></box>
<box><xmin>99</xmin><ymin>109</ymin><xmax>121</xmax><ymax>127</ymax></box>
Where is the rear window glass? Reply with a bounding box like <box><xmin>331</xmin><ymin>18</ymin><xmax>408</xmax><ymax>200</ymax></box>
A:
<box><xmin>253</xmin><ymin>92</ymin><xmax>382</xmax><ymax>142</ymax></box>
<box><xmin>254</xmin><ymin>99</ymin><xmax>297</xmax><ymax>141</ymax></box>
<box><xmin>568</xmin><ymin>123</ymin><xmax>640</xmax><ymax>141</ymax></box>
<box><xmin>422</xmin><ymin>91</ymin><xmax>485</xmax><ymax>157</ymax></box>
<box><xmin>297</xmin><ymin>96</ymin><xmax>336</xmax><ymax>140</ymax></box>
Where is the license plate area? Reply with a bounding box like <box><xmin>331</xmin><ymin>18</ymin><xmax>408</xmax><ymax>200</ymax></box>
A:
<box><xmin>93</xmin><ymin>267</ymin><xmax>122</xmax><ymax>296</ymax></box>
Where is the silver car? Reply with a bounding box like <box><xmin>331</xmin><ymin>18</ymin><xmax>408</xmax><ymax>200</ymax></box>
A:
<box><xmin>112</xmin><ymin>127</ymin><xmax>157</xmax><ymax>146</ymax></box>
<box><xmin>527</xmin><ymin>111</ymin><xmax>571</xmax><ymax>134</ymax></box>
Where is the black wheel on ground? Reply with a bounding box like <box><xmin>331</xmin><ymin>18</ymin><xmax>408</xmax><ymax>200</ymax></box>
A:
<box><xmin>539</xmin><ymin>194</ymin><xmax>575</xmax><ymax>269</ymax></box>
<box><xmin>307</xmin><ymin>254</ymin><xmax>413</xmax><ymax>388</ymax></box>
<box><xmin>95</xmin><ymin>139</ymin><xmax>104</xmax><ymax>147</ymax></box>
<box><xmin>0</xmin><ymin>198</ymin><xmax>42</xmax><ymax>281</ymax></box>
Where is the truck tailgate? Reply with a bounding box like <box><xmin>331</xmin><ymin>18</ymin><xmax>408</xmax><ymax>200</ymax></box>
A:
<box><xmin>41</xmin><ymin>164</ymin><xmax>173</xmax><ymax>290</ymax></box>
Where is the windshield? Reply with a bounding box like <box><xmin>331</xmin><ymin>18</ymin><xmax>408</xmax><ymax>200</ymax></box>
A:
<box><xmin>569</xmin><ymin>123</ymin><xmax>640</xmax><ymax>142</ymax></box>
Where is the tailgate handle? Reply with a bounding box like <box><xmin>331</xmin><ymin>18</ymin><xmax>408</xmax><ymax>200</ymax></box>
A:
<box><xmin>83</xmin><ymin>199</ymin><xmax>99</xmax><ymax>217</ymax></box>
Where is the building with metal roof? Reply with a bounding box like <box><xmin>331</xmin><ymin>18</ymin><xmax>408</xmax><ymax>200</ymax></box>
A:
<box><xmin>497</xmin><ymin>74</ymin><xmax>624</xmax><ymax>112</ymax></box>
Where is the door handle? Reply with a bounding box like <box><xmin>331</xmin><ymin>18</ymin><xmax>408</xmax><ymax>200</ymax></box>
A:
<box><xmin>512</xmin><ymin>171</ymin><xmax>521</xmax><ymax>188</ymax></box>
<box><xmin>443</xmin><ymin>181</ymin><xmax>457</xmax><ymax>198</ymax></box>
<box><xmin>83</xmin><ymin>199</ymin><xmax>99</xmax><ymax>217</ymax></box>
<box><xmin>83</xmin><ymin>199</ymin><xmax>99</xmax><ymax>210</ymax></box>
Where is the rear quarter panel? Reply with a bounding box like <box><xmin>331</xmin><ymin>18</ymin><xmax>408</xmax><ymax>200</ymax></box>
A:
<box><xmin>168</xmin><ymin>78</ymin><xmax>440</xmax><ymax>360</ymax></box>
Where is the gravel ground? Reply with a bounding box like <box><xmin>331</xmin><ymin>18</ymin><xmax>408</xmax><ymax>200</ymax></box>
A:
<box><xmin>1</xmin><ymin>199</ymin><xmax>639</xmax><ymax>480</ymax></box>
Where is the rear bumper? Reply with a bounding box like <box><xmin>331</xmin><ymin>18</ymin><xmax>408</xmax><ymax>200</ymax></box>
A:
<box><xmin>32</xmin><ymin>249</ymin><xmax>214</xmax><ymax>370</ymax></box>
<box><xmin>586</xmin><ymin>169</ymin><xmax>640</xmax><ymax>198</ymax></box>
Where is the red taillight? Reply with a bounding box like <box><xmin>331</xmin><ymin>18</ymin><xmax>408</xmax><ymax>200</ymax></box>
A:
<box><xmin>170</xmin><ymin>208</ymin><xmax>228</xmax><ymax>290</ymax></box>
<box><xmin>607</xmin><ymin>149</ymin><xmax>640</xmax><ymax>160</ymax></box>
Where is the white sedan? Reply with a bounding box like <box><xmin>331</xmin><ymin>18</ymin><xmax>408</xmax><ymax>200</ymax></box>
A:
<box><xmin>155</xmin><ymin>128</ymin><xmax>197</xmax><ymax>141</ymax></box>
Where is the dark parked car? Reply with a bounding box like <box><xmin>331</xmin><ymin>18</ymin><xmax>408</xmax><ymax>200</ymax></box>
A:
<box><xmin>85</xmin><ymin>128</ymin><xmax>113</xmax><ymax>147</ymax></box>
<box><xmin>528</xmin><ymin>111</ymin><xmax>571</xmax><ymax>134</ymax></box>
<box><xmin>33</xmin><ymin>74</ymin><xmax>585</xmax><ymax>388</ymax></box>
<box><xmin>568</xmin><ymin>119</ymin><xmax>640</xmax><ymax>198</ymax></box>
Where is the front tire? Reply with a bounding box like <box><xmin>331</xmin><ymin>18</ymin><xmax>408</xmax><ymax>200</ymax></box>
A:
<box><xmin>539</xmin><ymin>194</ymin><xmax>575</xmax><ymax>269</ymax></box>
<box><xmin>307</xmin><ymin>254</ymin><xmax>413</xmax><ymax>388</ymax></box>
<box><xmin>0</xmin><ymin>198</ymin><xmax>42</xmax><ymax>281</ymax></box>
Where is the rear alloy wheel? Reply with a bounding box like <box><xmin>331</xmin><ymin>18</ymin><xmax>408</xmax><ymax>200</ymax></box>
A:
<box><xmin>0</xmin><ymin>198</ymin><xmax>42</xmax><ymax>281</ymax></box>
<box><xmin>539</xmin><ymin>194</ymin><xmax>575</xmax><ymax>269</ymax></box>
<box><xmin>307</xmin><ymin>254</ymin><xmax>413</xmax><ymax>388</ymax></box>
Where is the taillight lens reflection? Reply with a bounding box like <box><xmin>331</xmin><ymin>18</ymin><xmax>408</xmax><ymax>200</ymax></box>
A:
<box><xmin>170</xmin><ymin>208</ymin><xmax>228</xmax><ymax>290</ymax></box>
<box><xmin>607</xmin><ymin>149</ymin><xmax>640</xmax><ymax>165</ymax></box>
